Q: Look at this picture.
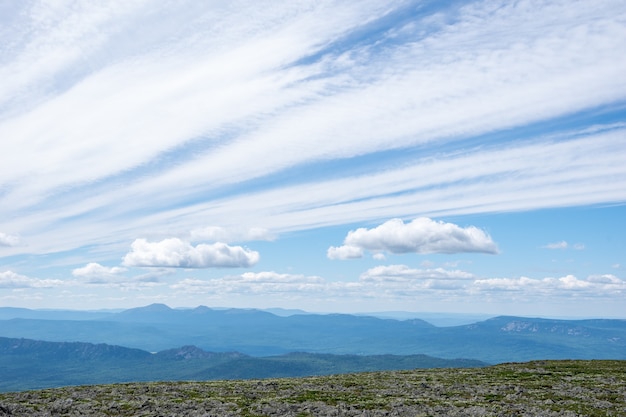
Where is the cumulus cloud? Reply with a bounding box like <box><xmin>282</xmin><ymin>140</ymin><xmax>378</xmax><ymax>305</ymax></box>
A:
<box><xmin>69</xmin><ymin>263</ymin><xmax>172</xmax><ymax>290</ymax></box>
<box><xmin>190</xmin><ymin>226</ymin><xmax>275</xmax><ymax>243</ymax></box>
<box><xmin>0</xmin><ymin>270</ymin><xmax>63</xmax><ymax>289</ymax></box>
<box><xmin>328</xmin><ymin>218</ymin><xmax>498</xmax><ymax>259</ymax></box>
<box><xmin>122</xmin><ymin>238</ymin><xmax>260</xmax><ymax>268</ymax></box>
<box><xmin>327</xmin><ymin>245</ymin><xmax>363</xmax><ymax>260</ymax></box>
<box><xmin>72</xmin><ymin>263</ymin><xmax>127</xmax><ymax>282</ymax></box>
<box><xmin>360</xmin><ymin>265</ymin><xmax>475</xmax><ymax>282</ymax></box>
<box><xmin>0</xmin><ymin>232</ymin><xmax>20</xmax><ymax>247</ymax></box>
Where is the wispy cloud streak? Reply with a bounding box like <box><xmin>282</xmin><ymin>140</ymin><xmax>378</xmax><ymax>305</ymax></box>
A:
<box><xmin>0</xmin><ymin>0</ymin><xmax>624</xmax><ymax>260</ymax></box>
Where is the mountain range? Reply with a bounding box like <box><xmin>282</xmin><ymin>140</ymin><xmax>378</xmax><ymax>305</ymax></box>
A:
<box><xmin>1</xmin><ymin>304</ymin><xmax>624</xmax><ymax>364</ymax></box>
<box><xmin>0</xmin><ymin>336</ymin><xmax>486</xmax><ymax>392</ymax></box>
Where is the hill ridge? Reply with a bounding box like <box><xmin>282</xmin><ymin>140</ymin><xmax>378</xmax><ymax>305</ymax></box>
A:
<box><xmin>0</xmin><ymin>306</ymin><xmax>625</xmax><ymax>363</ymax></box>
<box><xmin>0</xmin><ymin>336</ymin><xmax>487</xmax><ymax>392</ymax></box>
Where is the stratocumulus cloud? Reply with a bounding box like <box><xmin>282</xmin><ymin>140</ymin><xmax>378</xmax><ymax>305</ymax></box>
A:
<box><xmin>470</xmin><ymin>275</ymin><xmax>624</xmax><ymax>292</ymax></box>
<box><xmin>167</xmin><ymin>270</ymin><xmax>626</xmax><ymax>305</ymax></box>
<box><xmin>0</xmin><ymin>271</ymin><xmax>63</xmax><ymax>289</ymax></box>
<box><xmin>122</xmin><ymin>238</ymin><xmax>260</xmax><ymax>268</ymax></box>
<box><xmin>328</xmin><ymin>218</ymin><xmax>498</xmax><ymax>259</ymax></box>
<box><xmin>170</xmin><ymin>271</ymin><xmax>325</xmax><ymax>296</ymax></box>
<box><xmin>359</xmin><ymin>265</ymin><xmax>475</xmax><ymax>282</ymax></box>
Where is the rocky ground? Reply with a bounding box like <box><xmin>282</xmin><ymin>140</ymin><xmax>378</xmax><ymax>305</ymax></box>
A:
<box><xmin>0</xmin><ymin>360</ymin><xmax>624</xmax><ymax>416</ymax></box>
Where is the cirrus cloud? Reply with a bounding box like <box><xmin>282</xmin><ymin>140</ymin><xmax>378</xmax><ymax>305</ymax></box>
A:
<box><xmin>122</xmin><ymin>238</ymin><xmax>260</xmax><ymax>268</ymax></box>
<box><xmin>189</xmin><ymin>226</ymin><xmax>275</xmax><ymax>243</ymax></box>
<box><xmin>328</xmin><ymin>218</ymin><xmax>498</xmax><ymax>259</ymax></box>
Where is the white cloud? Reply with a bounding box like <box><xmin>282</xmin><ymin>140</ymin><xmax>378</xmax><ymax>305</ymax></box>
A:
<box><xmin>543</xmin><ymin>241</ymin><xmax>585</xmax><ymax>250</ymax></box>
<box><xmin>190</xmin><ymin>226</ymin><xmax>274</xmax><ymax>243</ymax></box>
<box><xmin>587</xmin><ymin>274</ymin><xmax>622</xmax><ymax>284</ymax></box>
<box><xmin>0</xmin><ymin>1</ymin><xmax>395</xmax><ymax>212</ymax></box>
<box><xmin>0</xmin><ymin>270</ymin><xmax>64</xmax><ymax>289</ymax></box>
<box><xmin>372</xmin><ymin>253</ymin><xmax>386</xmax><ymax>261</ymax></box>
<box><xmin>327</xmin><ymin>245</ymin><xmax>363</xmax><ymax>260</ymax></box>
<box><xmin>162</xmin><ymin>268</ymin><xmax>626</xmax><ymax>308</ymax></box>
<box><xmin>329</xmin><ymin>218</ymin><xmax>498</xmax><ymax>259</ymax></box>
<box><xmin>473</xmin><ymin>274</ymin><xmax>626</xmax><ymax>294</ymax></box>
<box><xmin>122</xmin><ymin>238</ymin><xmax>260</xmax><ymax>268</ymax></box>
<box><xmin>72</xmin><ymin>263</ymin><xmax>127</xmax><ymax>280</ymax></box>
<box><xmin>0</xmin><ymin>1</ymin><xmax>624</xmax><ymax>261</ymax></box>
<box><xmin>0</xmin><ymin>0</ymin><xmax>624</xmax><ymax>284</ymax></box>
<box><xmin>360</xmin><ymin>265</ymin><xmax>475</xmax><ymax>282</ymax></box>
<box><xmin>171</xmin><ymin>266</ymin><xmax>476</xmax><ymax>301</ymax></box>
<box><xmin>543</xmin><ymin>241</ymin><xmax>568</xmax><ymax>249</ymax></box>
<box><xmin>155</xmin><ymin>128</ymin><xmax>626</xmax><ymax>237</ymax></box>
<box><xmin>0</xmin><ymin>232</ymin><xmax>20</xmax><ymax>247</ymax></box>
<box><xmin>239</xmin><ymin>271</ymin><xmax>324</xmax><ymax>284</ymax></box>
<box><xmin>170</xmin><ymin>271</ymin><xmax>325</xmax><ymax>295</ymax></box>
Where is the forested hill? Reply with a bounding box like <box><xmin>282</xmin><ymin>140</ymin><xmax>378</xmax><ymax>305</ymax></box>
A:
<box><xmin>0</xmin><ymin>336</ymin><xmax>486</xmax><ymax>392</ymax></box>
<box><xmin>0</xmin><ymin>304</ymin><xmax>625</xmax><ymax>363</ymax></box>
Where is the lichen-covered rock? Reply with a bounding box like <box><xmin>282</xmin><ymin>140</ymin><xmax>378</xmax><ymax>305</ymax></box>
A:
<box><xmin>0</xmin><ymin>360</ymin><xmax>624</xmax><ymax>416</ymax></box>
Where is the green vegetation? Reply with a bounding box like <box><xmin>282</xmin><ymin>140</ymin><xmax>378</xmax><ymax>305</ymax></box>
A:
<box><xmin>0</xmin><ymin>360</ymin><xmax>624</xmax><ymax>416</ymax></box>
<box><xmin>0</xmin><ymin>337</ymin><xmax>486</xmax><ymax>392</ymax></box>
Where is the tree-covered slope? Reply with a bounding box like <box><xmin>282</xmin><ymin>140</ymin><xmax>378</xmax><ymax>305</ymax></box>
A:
<box><xmin>0</xmin><ymin>337</ymin><xmax>486</xmax><ymax>392</ymax></box>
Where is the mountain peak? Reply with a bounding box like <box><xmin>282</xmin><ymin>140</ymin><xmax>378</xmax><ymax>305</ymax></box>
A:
<box><xmin>142</xmin><ymin>303</ymin><xmax>172</xmax><ymax>311</ymax></box>
<box><xmin>122</xmin><ymin>303</ymin><xmax>172</xmax><ymax>314</ymax></box>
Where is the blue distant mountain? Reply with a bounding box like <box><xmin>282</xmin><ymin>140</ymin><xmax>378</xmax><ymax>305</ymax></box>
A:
<box><xmin>0</xmin><ymin>304</ymin><xmax>624</xmax><ymax>364</ymax></box>
<box><xmin>0</xmin><ymin>336</ymin><xmax>486</xmax><ymax>392</ymax></box>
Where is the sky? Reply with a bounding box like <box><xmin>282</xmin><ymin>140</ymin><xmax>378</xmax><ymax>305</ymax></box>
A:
<box><xmin>0</xmin><ymin>0</ymin><xmax>625</xmax><ymax>318</ymax></box>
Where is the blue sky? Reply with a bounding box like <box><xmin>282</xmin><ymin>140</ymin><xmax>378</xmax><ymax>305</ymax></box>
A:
<box><xmin>0</xmin><ymin>0</ymin><xmax>625</xmax><ymax>317</ymax></box>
